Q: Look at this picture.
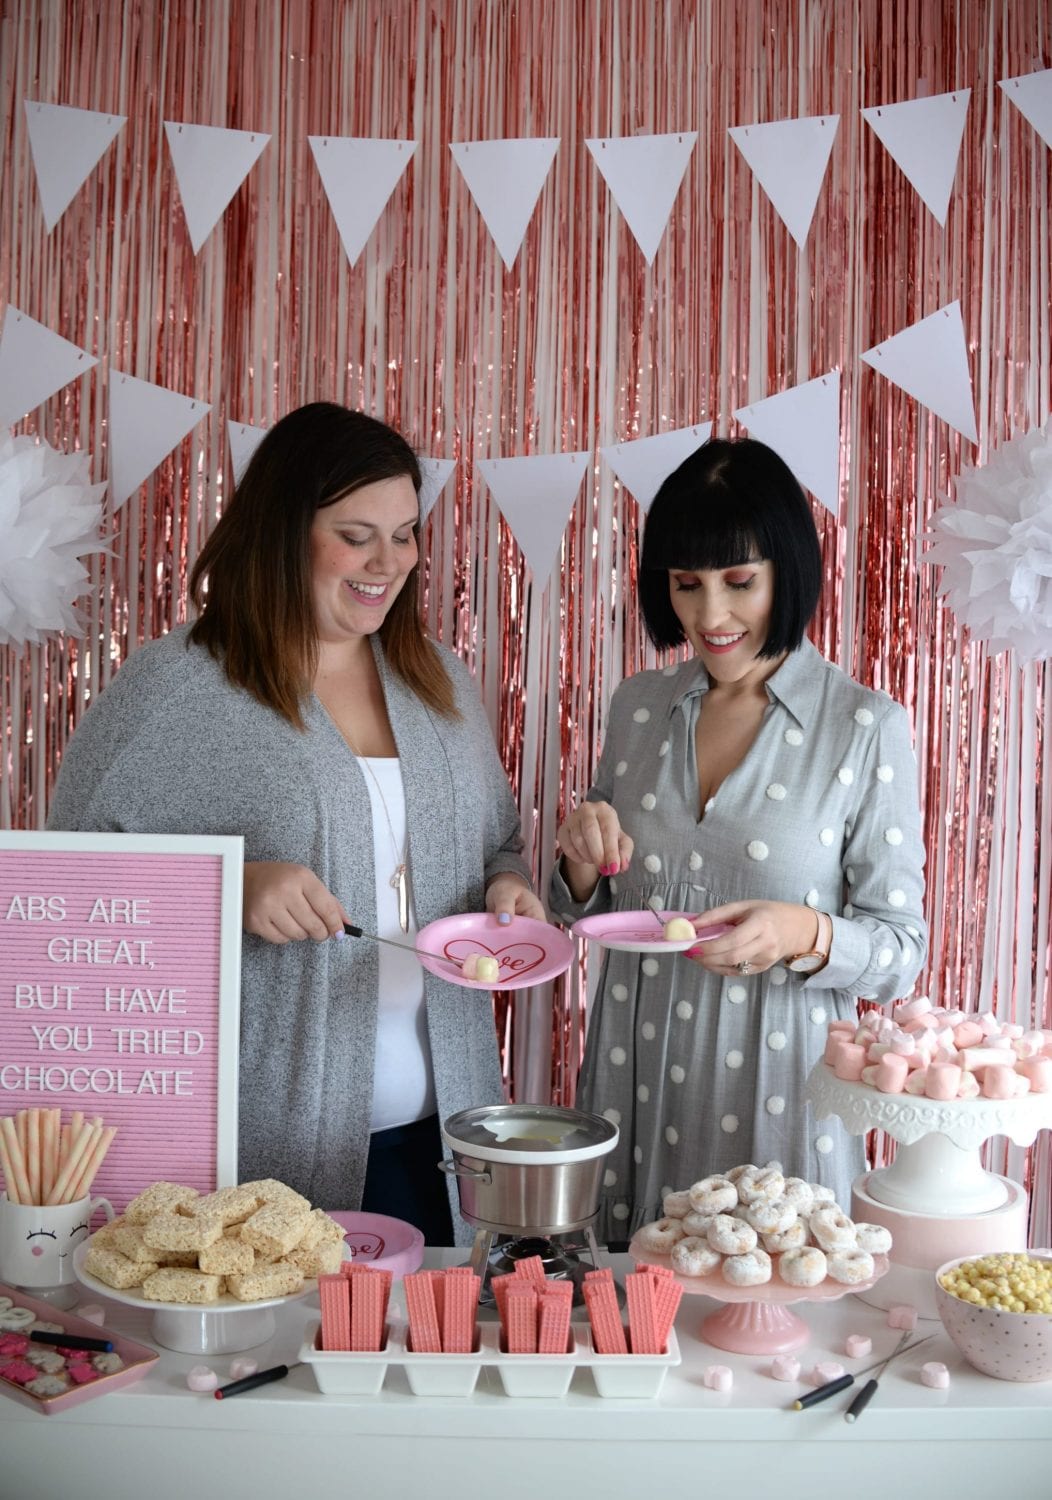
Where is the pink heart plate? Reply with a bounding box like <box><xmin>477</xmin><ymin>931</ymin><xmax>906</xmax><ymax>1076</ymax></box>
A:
<box><xmin>571</xmin><ymin>910</ymin><xmax>733</xmax><ymax>954</ymax></box>
<box><xmin>416</xmin><ymin>913</ymin><xmax>574</xmax><ymax>991</ymax></box>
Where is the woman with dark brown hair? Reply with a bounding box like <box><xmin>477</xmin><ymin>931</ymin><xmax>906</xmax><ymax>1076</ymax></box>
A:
<box><xmin>48</xmin><ymin>402</ymin><xmax>542</xmax><ymax>1243</ymax></box>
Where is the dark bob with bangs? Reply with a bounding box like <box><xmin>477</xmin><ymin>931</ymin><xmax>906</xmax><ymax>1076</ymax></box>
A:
<box><xmin>639</xmin><ymin>436</ymin><xmax>823</xmax><ymax>658</ymax></box>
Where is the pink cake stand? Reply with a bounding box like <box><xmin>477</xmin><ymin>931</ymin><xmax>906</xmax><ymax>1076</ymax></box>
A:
<box><xmin>628</xmin><ymin>1234</ymin><xmax>888</xmax><ymax>1355</ymax></box>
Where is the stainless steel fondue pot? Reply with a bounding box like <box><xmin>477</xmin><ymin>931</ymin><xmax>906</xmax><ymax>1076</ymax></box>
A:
<box><xmin>439</xmin><ymin>1104</ymin><xmax>618</xmax><ymax>1235</ymax></box>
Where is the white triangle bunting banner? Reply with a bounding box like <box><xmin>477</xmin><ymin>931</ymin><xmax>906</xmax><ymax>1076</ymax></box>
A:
<box><xmin>308</xmin><ymin>136</ymin><xmax>417</xmax><ymax>266</ymax></box>
<box><xmin>450</xmin><ymin>138</ymin><xmax>559</xmax><ymax>269</ymax></box>
<box><xmin>418</xmin><ymin>456</ymin><xmax>456</xmax><ymax>521</ymax></box>
<box><xmin>862</xmin><ymin>90</ymin><xmax>970</xmax><ymax>226</ymax></box>
<box><xmin>600</xmin><ymin>423</ymin><xmax>713</xmax><ymax>513</ymax></box>
<box><xmin>23</xmin><ymin>100</ymin><xmax>126</xmax><ymax>231</ymax></box>
<box><xmin>998</xmin><ymin>68</ymin><xmax>1052</xmax><ymax>151</ymax></box>
<box><xmin>0</xmin><ymin>306</ymin><xmax>98</xmax><ymax>429</ymax></box>
<box><xmin>585</xmin><ymin>132</ymin><xmax>698</xmax><ymax>264</ymax></box>
<box><xmin>164</xmin><ymin>121</ymin><xmax>271</xmax><ymax>253</ymax></box>
<box><xmin>227</xmin><ymin>419</ymin><xmax>268</xmax><ymax>483</ymax></box>
<box><xmin>734</xmin><ymin>372</ymin><xmax>841</xmax><ymax>516</ymax></box>
<box><xmin>861</xmin><ymin>301</ymin><xmax>977</xmax><ymax>443</ymax></box>
<box><xmin>728</xmin><ymin>114</ymin><xmax>839</xmax><ymax>248</ymax></box>
<box><xmin>477</xmin><ymin>450</ymin><xmax>591</xmax><ymax>585</ymax></box>
<box><xmin>108</xmin><ymin>372</ymin><xmax>211</xmax><ymax>509</ymax></box>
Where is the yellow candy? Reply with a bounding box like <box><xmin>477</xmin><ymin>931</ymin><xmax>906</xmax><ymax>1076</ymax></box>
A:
<box><xmin>940</xmin><ymin>1252</ymin><xmax>1052</xmax><ymax>1310</ymax></box>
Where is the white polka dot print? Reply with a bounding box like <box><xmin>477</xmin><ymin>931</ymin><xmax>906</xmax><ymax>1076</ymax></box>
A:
<box><xmin>887</xmin><ymin>889</ymin><xmax>906</xmax><ymax>907</ymax></box>
<box><xmin>641</xmin><ymin>1021</ymin><xmax>656</xmax><ymax>1041</ymax></box>
<box><xmin>609</xmin><ymin>877</ymin><xmax>619</xmax><ymax>894</ymax></box>
<box><xmin>843</xmin><ymin>903</ymin><xmax>854</xmax><ymax>919</ymax></box>
<box><xmin>767</xmin><ymin>1031</ymin><xmax>787</xmax><ymax>1051</ymax></box>
<box><xmin>877</xmin><ymin>948</ymin><xmax>893</xmax><ymax>968</ymax></box>
<box><xmin>603</xmin><ymin>1169</ymin><xmax>617</xmax><ymax>1187</ymax></box>
<box><xmin>837</xmin><ymin>766</ymin><xmax>854</xmax><ymax>785</ymax></box>
<box><xmin>876</xmin><ymin>764</ymin><xmax>894</xmax><ymax>783</ymax></box>
<box><xmin>805</xmin><ymin>889</ymin><xmax>819</xmax><ymax>907</ymax></box>
<box><xmin>854</xmin><ymin>708</ymin><xmax>874</xmax><ymax>726</ymax></box>
<box><xmin>612</xmin><ymin>1203</ymin><xmax>630</xmax><ymax>1220</ymax></box>
<box><xmin>785</xmin><ymin>728</ymin><xmax>803</xmax><ymax>746</ymax></box>
<box><xmin>727</xmin><ymin>984</ymin><xmax>747</xmax><ymax>1004</ymax></box>
<box><xmin>809</xmin><ymin>1006</ymin><xmax>827</xmax><ymax>1025</ymax></box>
<box><xmin>641</xmin><ymin>792</ymin><xmax>657</xmax><ymax>810</ymax></box>
<box><xmin>615</xmin><ymin>760</ymin><xmax>628</xmax><ymax>777</ymax></box>
<box><xmin>815</xmin><ymin>1135</ymin><xmax>834</xmax><ymax>1155</ymax></box>
<box><xmin>633</xmin><ymin>707</ymin><xmax>651</xmax><ymax>723</ymax></box>
<box><xmin>664</xmin><ymin>1126</ymin><xmax>679</xmax><ymax>1145</ymax></box>
<box><xmin>634</xmin><ymin>1149</ymin><xmax>644</xmax><ymax>1168</ymax></box>
<box><xmin>675</xmin><ymin>1000</ymin><xmax>693</xmax><ymax>1021</ymax></box>
<box><xmin>747</xmin><ymin>840</ymin><xmax>769</xmax><ymax>861</ymax></box>
<box><xmin>906</xmin><ymin>925</ymin><xmax>920</xmax><ymax>938</ymax></box>
<box><xmin>688</xmin><ymin>851</ymin><xmax>703</xmax><ymax>871</ymax></box>
<box><xmin>846</xmin><ymin>867</ymin><xmax>856</xmax><ymax>884</ymax></box>
<box><xmin>766</xmin><ymin>1096</ymin><xmax>785</xmax><ymax>1115</ymax></box>
<box><xmin>603</xmin><ymin>1109</ymin><xmax>621</xmax><ymax>1127</ymax></box>
<box><xmin>721</xmin><ymin>1115</ymin><xmax>739</xmax><ymax>1133</ymax></box>
<box><xmin>636</xmin><ymin>1085</ymin><xmax>649</xmax><ymax>1104</ymax></box>
<box><xmin>610</xmin><ymin>1046</ymin><xmax>626</xmax><ymax>1066</ymax></box>
<box><xmin>819</xmin><ymin>828</ymin><xmax>835</xmax><ymax>846</ymax></box>
<box><xmin>769</xmin><ymin>966</ymin><xmax>787</xmax><ymax>986</ymax></box>
<box><xmin>641</xmin><ymin>957</ymin><xmax>659</xmax><ymax>977</ymax></box>
<box><xmin>643</xmin><ymin>854</ymin><xmax>662</xmax><ymax>873</ymax></box>
<box><xmin>725</xmin><ymin>1050</ymin><xmax>743</xmax><ymax>1070</ymax></box>
<box><xmin>612</xmin><ymin>983</ymin><xmax>628</xmax><ymax>1001</ymax></box>
<box><xmin>658</xmin><ymin>740</ymin><xmax>670</xmax><ymax>757</ymax></box>
<box><xmin>766</xmin><ymin>783</ymin><xmax>787</xmax><ymax>801</ymax></box>
<box><xmin>884</xmin><ymin>827</ymin><xmax>903</xmax><ymax>845</ymax></box>
<box><xmin>669</xmin><ymin>1064</ymin><xmax>685</xmax><ymax>1084</ymax></box>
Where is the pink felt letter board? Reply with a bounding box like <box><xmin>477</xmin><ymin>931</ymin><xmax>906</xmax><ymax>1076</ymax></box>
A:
<box><xmin>0</xmin><ymin>832</ymin><xmax>242</xmax><ymax>1209</ymax></box>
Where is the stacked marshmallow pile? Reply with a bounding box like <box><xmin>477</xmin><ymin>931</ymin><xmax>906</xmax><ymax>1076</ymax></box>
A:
<box><xmin>636</xmin><ymin>1162</ymin><xmax>891</xmax><ymax>1290</ymax></box>
<box><xmin>823</xmin><ymin>997</ymin><xmax>1052</xmax><ymax>1101</ymax></box>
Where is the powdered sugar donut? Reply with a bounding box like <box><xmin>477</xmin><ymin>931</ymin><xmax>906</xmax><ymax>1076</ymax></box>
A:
<box><xmin>662</xmin><ymin>1190</ymin><xmax>692</xmax><ymax>1219</ymax></box>
<box><xmin>743</xmin><ymin>1197</ymin><xmax>798</xmax><ymax>1236</ymax></box>
<box><xmin>778</xmin><ymin>1246</ymin><xmax>828</xmax><ymax>1287</ymax></box>
<box><xmin>827</xmin><ymin>1248</ymin><xmax>875</xmax><ymax>1285</ymax></box>
<box><xmin>671</xmin><ymin>1236</ymin><xmax>722</xmax><ymax>1278</ymax></box>
<box><xmin>722</xmin><ymin>1248</ymin><xmax>773</xmax><ymax>1286</ymax></box>
<box><xmin>853</xmin><ymin>1222</ymin><xmax>893</xmax><ymax>1254</ymax></box>
<box><xmin>725</xmin><ymin>1163</ymin><xmax>759</xmax><ymax>1184</ymax></box>
<box><xmin>762</xmin><ymin>1220</ymin><xmax>808</xmax><ymax>1253</ymax></box>
<box><xmin>808</xmin><ymin>1183</ymin><xmax>836</xmax><ymax>1207</ymax></box>
<box><xmin>781</xmin><ymin>1177</ymin><xmax>814</xmax><ymax>1213</ymax></box>
<box><xmin>809</xmin><ymin>1207</ymin><xmax>857</xmax><ymax>1251</ymax></box>
<box><xmin>737</xmin><ymin>1167</ymin><xmax>785</xmax><ymax>1204</ymax></box>
<box><xmin>681</xmin><ymin>1209</ymin><xmax>718</xmax><ymax>1237</ymax></box>
<box><xmin>688</xmin><ymin>1175</ymin><xmax>738</xmax><ymax>1215</ymax></box>
<box><xmin>637</xmin><ymin>1216</ymin><xmax>685</xmax><ymax>1254</ymax></box>
<box><xmin>707</xmin><ymin>1214</ymin><xmax>758</xmax><ymax>1256</ymax></box>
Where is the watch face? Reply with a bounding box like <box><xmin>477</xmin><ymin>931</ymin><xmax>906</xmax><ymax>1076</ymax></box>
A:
<box><xmin>787</xmin><ymin>951</ymin><xmax>824</xmax><ymax>974</ymax></box>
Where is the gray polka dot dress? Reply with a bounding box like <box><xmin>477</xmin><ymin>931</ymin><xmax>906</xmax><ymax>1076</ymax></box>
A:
<box><xmin>550</xmin><ymin>640</ymin><xmax>928</xmax><ymax>1244</ymax></box>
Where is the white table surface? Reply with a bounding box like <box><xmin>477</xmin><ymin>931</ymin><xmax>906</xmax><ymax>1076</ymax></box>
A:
<box><xmin>2</xmin><ymin>1252</ymin><xmax>1050</xmax><ymax>1500</ymax></box>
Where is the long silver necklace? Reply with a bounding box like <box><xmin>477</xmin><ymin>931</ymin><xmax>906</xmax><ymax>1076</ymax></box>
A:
<box><xmin>347</xmin><ymin>739</ymin><xmax>411</xmax><ymax>933</ymax></box>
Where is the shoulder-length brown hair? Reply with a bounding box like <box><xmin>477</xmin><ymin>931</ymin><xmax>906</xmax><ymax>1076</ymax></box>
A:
<box><xmin>189</xmin><ymin>403</ymin><xmax>456</xmax><ymax>726</ymax></box>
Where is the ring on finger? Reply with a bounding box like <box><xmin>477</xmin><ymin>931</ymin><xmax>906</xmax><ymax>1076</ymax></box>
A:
<box><xmin>736</xmin><ymin>960</ymin><xmax>752</xmax><ymax>975</ymax></box>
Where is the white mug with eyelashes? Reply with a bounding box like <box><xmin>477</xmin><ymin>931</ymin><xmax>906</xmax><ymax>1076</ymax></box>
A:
<box><xmin>0</xmin><ymin>1191</ymin><xmax>114</xmax><ymax>1289</ymax></box>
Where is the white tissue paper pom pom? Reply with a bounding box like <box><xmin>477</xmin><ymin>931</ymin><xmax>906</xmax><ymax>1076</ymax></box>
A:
<box><xmin>923</xmin><ymin>418</ymin><xmax>1052</xmax><ymax>661</ymax></box>
<box><xmin>0</xmin><ymin>432</ymin><xmax>108</xmax><ymax>646</ymax></box>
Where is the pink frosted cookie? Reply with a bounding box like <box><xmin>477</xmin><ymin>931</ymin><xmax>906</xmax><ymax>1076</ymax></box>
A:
<box><xmin>703</xmin><ymin>1364</ymin><xmax>733</xmax><ymax>1391</ymax></box>
<box><xmin>769</xmin><ymin>1354</ymin><xmax>801</xmax><ymax>1382</ymax></box>
<box><xmin>0</xmin><ymin>1358</ymin><xmax>40</xmax><ymax>1385</ymax></box>
<box><xmin>0</xmin><ymin>1333</ymin><xmax>29</xmax><ymax>1357</ymax></box>
<box><xmin>921</xmin><ymin>1362</ymin><xmax>950</xmax><ymax>1389</ymax></box>
<box><xmin>67</xmin><ymin>1362</ymin><xmax>101</xmax><ymax>1384</ymax></box>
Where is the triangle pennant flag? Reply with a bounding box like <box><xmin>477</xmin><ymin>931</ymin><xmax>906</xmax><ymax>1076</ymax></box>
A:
<box><xmin>728</xmin><ymin>114</ymin><xmax>839</xmax><ymax>248</ymax></box>
<box><xmin>862</xmin><ymin>90</ymin><xmax>970</xmax><ymax>226</ymax></box>
<box><xmin>108</xmin><ymin>372</ymin><xmax>211</xmax><ymax>509</ymax></box>
<box><xmin>998</xmin><ymin>68</ymin><xmax>1052</xmax><ymax>151</ymax></box>
<box><xmin>861</xmin><ymin>301</ymin><xmax>977</xmax><ymax>443</ymax></box>
<box><xmin>308</xmin><ymin>136</ymin><xmax>417</xmax><ymax>265</ymax></box>
<box><xmin>734</xmin><ymin>372</ymin><xmax>841</xmax><ymax>515</ymax></box>
<box><xmin>164</xmin><ymin>121</ymin><xmax>270</xmax><ymax>253</ymax></box>
<box><xmin>0</xmin><ymin>306</ymin><xmax>98</xmax><ymax>429</ymax></box>
<box><xmin>600</xmin><ymin>423</ymin><xmax>713</xmax><ymax>513</ymax></box>
<box><xmin>227</xmin><ymin>419</ymin><xmax>268</xmax><ymax>483</ymax></box>
<box><xmin>418</xmin><ymin>456</ymin><xmax>456</xmax><ymax>521</ymax></box>
<box><xmin>23</xmin><ymin>100</ymin><xmax>126</xmax><ymax>231</ymax></box>
<box><xmin>477</xmin><ymin>450</ymin><xmax>591</xmax><ymax>585</ymax></box>
<box><xmin>449</xmin><ymin>137</ymin><xmax>559</xmax><ymax>269</ymax></box>
<box><xmin>585</xmin><ymin>131</ymin><xmax>698</xmax><ymax>264</ymax></box>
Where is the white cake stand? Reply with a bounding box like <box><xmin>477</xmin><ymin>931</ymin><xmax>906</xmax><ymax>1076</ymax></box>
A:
<box><xmin>806</xmin><ymin>1062</ymin><xmax>1052</xmax><ymax>1214</ymax></box>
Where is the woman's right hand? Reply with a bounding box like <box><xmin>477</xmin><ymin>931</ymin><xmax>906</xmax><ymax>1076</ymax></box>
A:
<box><xmin>556</xmin><ymin>800</ymin><xmax>633</xmax><ymax>901</ymax></box>
<box><xmin>242</xmin><ymin>861</ymin><xmax>349</xmax><ymax>944</ymax></box>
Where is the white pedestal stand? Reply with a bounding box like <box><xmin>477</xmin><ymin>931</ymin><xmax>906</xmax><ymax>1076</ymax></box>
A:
<box><xmin>806</xmin><ymin>1063</ymin><xmax>1052</xmax><ymax>1318</ymax></box>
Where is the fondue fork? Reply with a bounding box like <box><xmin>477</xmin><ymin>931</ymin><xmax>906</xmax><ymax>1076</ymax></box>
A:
<box><xmin>791</xmin><ymin>1332</ymin><xmax>935</xmax><ymax>1413</ymax></box>
<box><xmin>342</xmin><ymin>922</ymin><xmax>464</xmax><ymax>968</ymax></box>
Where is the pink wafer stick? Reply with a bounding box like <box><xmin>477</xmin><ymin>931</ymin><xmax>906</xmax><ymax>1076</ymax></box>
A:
<box><xmin>650</xmin><ymin>1275</ymin><xmax>683</xmax><ymax>1352</ymax></box>
<box><xmin>513</xmin><ymin>1255</ymin><xmax>547</xmax><ymax>1282</ymax></box>
<box><xmin>441</xmin><ymin>1270</ymin><xmax>477</xmax><ymax>1353</ymax></box>
<box><xmin>403</xmin><ymin>1272</ymin><xmax>442</xmax><ymax>1353</ymax></box>
<box><xmin>583</xmin><ymin>1280</ymin><xmax>627</xmax><ymax>1354</ymax></box>
<box><xmin>490</xmin><ymin>1272</ymin><xmax>517</xmax><ymax>1330</ymax></box>
<box><xmin>625</xmin><ymin>1272</ymin><xmax>659</xmax><ymax>1354</ymax></box>
<box><xmin>318</xmin><ymin>1274</ymin><xmax>350</xmax><ymax>1350</ymax></box>
<box><xmin>373</xmin><ymin>1268</ymin><xmax>393</xmax><ymax>1327</ymax></box>
<box><xmin>504</xmin><ymin>1282</ymin><xmax>538</xmax><ymax>1353</ymax></box>
<box><xmin>428</xmin><ymin>1268</ymin><xmax>445</xmax><ymax>1330</ymax></box>
<box><xmin>350</xmin><ymin>1269</ymin><xmax>385</xmax><ymax>1351</ymax></box>
<box><xmin>537</xmin><ymin>1291</ymin><xmax>572</xmax><ymax>1354</ymax></box>
<box><xmin>583</xmin><ymin>1267</ymin><xmax>615</xmax><ymax>1283</ymax></box>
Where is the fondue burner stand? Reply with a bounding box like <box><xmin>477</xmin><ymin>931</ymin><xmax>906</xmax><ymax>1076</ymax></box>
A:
<box><xmin>467</xmin><ymin>1221</ymin><xmax>606</xmax><ymax>1309</ymax></box>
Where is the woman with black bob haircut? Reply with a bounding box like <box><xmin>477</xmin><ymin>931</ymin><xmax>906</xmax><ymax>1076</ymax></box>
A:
<box><xmin>552</xmin><ymin>435</ymin><xmax>928</xmax><ymax>1242</ymax></box>
<box><xmin>49</xmin><ymin>401</ymin><xmax>543</xmax><ymax>1244</ymax></box>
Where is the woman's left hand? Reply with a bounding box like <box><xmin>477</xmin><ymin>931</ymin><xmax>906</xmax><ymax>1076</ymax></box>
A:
<box><xmin>686</xmin><ymin>900</ymin><xmax>820</xmax><ymax>975</ymax></box>
<box><xmin>485</xmin><ymin>874</ymin><xmax>546</xmax><ymax>924</ymax></box>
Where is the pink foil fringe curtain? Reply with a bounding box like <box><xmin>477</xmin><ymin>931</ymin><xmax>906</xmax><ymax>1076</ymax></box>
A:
<box><xmin>1</xmin><ymin>1</ymin><xmax>1049</xmax><ymax>1241</ymax></box>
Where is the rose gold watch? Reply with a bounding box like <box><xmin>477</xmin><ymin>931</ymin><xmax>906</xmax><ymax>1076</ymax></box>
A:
<box><xmin>785</xmin><ymin>911</ymin><xmax>831</xmax><ymax>975</ymax></box>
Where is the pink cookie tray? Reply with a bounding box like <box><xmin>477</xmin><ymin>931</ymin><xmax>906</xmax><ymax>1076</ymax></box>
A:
<box><xmin>0</xmin><ymin>1283</ymin><xmax>158</xmax><ymax>1415</ymax></box>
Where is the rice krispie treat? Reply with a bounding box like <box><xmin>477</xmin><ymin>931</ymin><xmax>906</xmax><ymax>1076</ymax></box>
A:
<box><xmin>226</xmin><ymin>1261</ymin><xmax>304</xmax><ymax>1302</ymax></box>
<box><xmin>199</xmin><ymin>1233</ymin><xmax>255</xmax><ymax>1277</ymax></box>
<box><xmin>124</xmin><ymin>1182</ymin><xmax>200</xmax><ymax>1224</ymax></box>
<box><xmin>141</xmin><ymin>1268</ymin><xmax>223</xmax><ymax>1304</ymax></box>
<box><xmin>239</xmin><ymin>1179</ymin><xmax>311</xmax><ymax>1214</ymax></box>
<box><xmin>188</xmin><ymin>1184</ymin><xmax>263</xmax><ymax>1226</ymax></box>
<box><xmin>86</xmin><ymin>1214</ymin><xmax>127</xmax><ymax>1248</ymax></box>
<box><xmin>288</xmin><ymin>1239</ymin><xmax>344</xmax><ymax>1277</ymax></box>
<box><xmin>84</xmin><ymin>1244</ymin><xmax>158</xmax><ymax>1289</ymax></box>
<box><xmin>142</xmin><ymin>1210</ymin><xmax>224</xmax><ymax>1253</ymax></box>
<box><xmin>239</xmin><ymin>1201</ymin><xmax>311</xmax><ymax>1259</ymax></box>
<box><xmin>112</xmin><ymin>1223</ymin><xmax>167</xmax><ymax>1263</ymax></box>
<box><xmin>296</xmin><ymin>1208</ymin><xmax>348</xmax><ymax>1252</ymax></box>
